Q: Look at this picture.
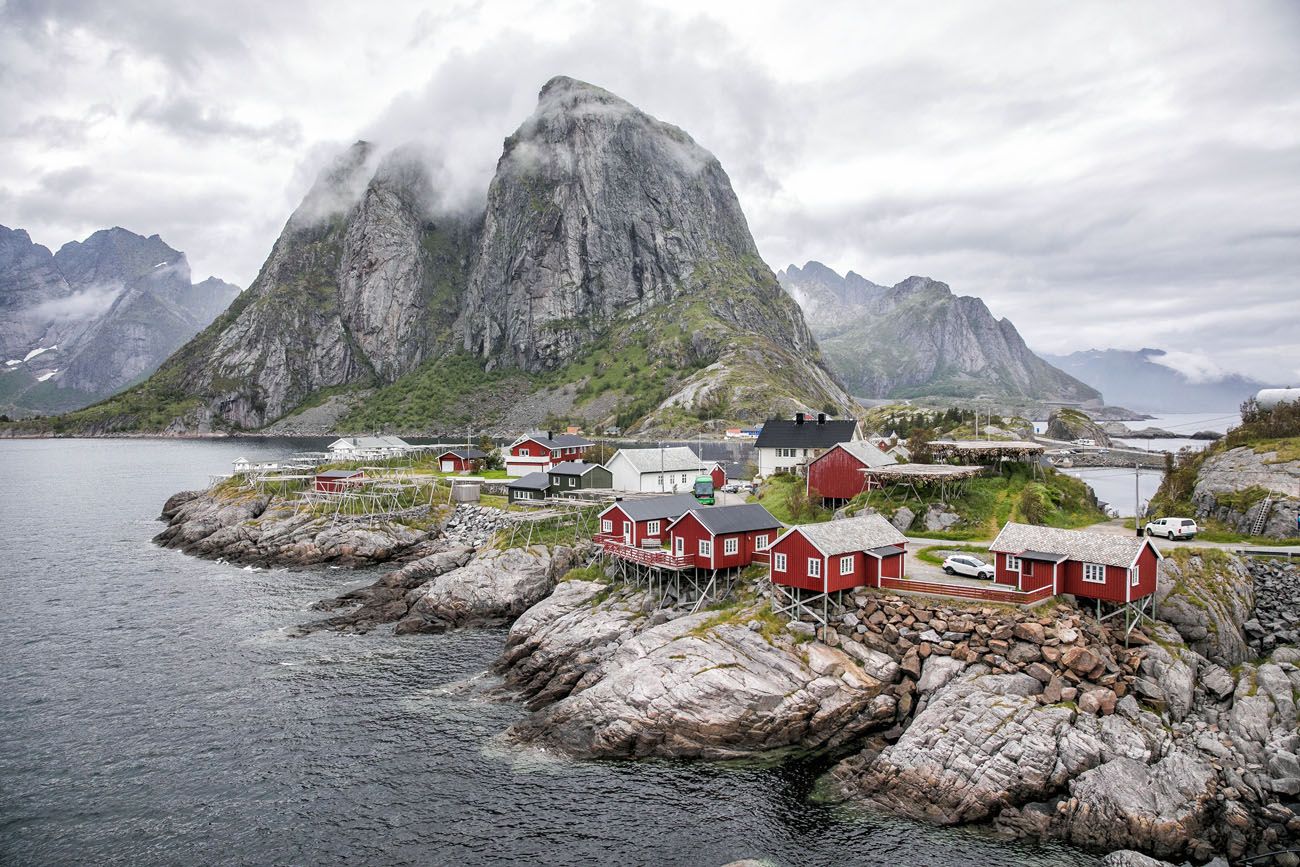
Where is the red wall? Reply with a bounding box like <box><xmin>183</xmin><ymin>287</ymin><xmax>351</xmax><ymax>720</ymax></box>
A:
<box><xmin>807</xmin><ymin>446</ymin><xmax>870</xmax><ymax>501</ymax></box>
<box><xmin>710</xmin><ymin>465</ymin><xmax>726</xmax><ymax>489</ymax></box>
<box><xmin>877</xmin><ymin>551</ymin><xmax>904</xmax><ymax>580</ymax></box>
<box><xmin>769</xmin><ymin>531</ymin><xmax>862</xmax><ymax>592</ymax></box>
<box><xmin>991</xmin><ymin>544</ymin><xmax>1159</xmax><ymax>603</ymax></box>
<box><xmin>668</xmin><ymin>512</ymin><xmax>776</xmax><ymax>569</ymax></box>
<box><xmin>598</xmin><ymin>504</ymin><xmax>681</xmax><ymax>548</ymax></box>
<box><xmin>1019</xmin><ymin>559</ymin><xmax>1055</xmax><ymax>593</ymax></box>
<box><xmin>315</xmin><ymin>472</ymin><xmax>363</xmax><ymax>493</ymax></box>
<box><xmin>994</xmin><ymin>553</ymin><xmax>1019</xmax><ymax>586</ymax></box>
<box><xmin>439</xmin><ymin>453</ymin><xmax>474</xmax><ymax>472</ymax></box>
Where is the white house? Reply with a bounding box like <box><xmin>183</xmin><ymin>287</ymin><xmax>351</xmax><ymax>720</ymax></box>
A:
<box><xmin>231</xmin><ymin>456</ymin><xmax>252</xmax><ymax>474</ymax></box>
<box><xmin>327</xmin><ymin>435</ymin><xmax>413</xmax><ymax>459</ymax></box>
<box><xmin>606</xmin><ymin>446</ymin><xmax>718</xmax><ymax>493</ymax></box>
<box><xmin>753</xmin><ymin>413</ymin><xmax>862</xmax><ymax>477</ymax></box>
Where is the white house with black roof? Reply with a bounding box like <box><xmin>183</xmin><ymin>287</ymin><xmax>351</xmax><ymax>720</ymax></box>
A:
<box><xmin>753</xmin><ymin>412</ymin><xmax>861</xmax><ymax>477</ymax></box>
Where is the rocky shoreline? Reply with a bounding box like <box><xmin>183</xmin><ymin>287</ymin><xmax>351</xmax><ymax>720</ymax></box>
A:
<box><xmin>155</xmin><ymin>482</ymin><xmax>1300</xmax><ymax>864</ymax></box>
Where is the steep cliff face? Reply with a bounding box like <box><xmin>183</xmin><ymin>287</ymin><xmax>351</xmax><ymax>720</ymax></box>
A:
<box><xmin>32</xmin><ymin>77</ymin><xmax>851</xmax><ymax>434</ymax></box>
<box><xmin>0</xmin><ymin>225</ymin><xmax>239</xmax><ymax>416</ymax></box>
<box><xmin>780</xmin><ymin>262</ymin><xmax>1100</xmax><ymax>403</ymax></box>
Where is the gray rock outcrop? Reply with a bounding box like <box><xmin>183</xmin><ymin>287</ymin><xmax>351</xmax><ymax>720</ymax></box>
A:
<box><xmin>1191</xmin><ymin>445</ymin><xmax>1300</xmax><ymax>539</ymax></box>
<box><xmin>1154</xmin><ymin>550</ymin><xmax>1254</xmax><ymax>666</ymax></box>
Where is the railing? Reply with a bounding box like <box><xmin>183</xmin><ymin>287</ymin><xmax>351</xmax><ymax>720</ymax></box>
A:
<box><xmin>597</xmin><ymin>538</ymin><xmax>694</xmax><ymax>569</ymax></box>
<box><xmin>878</xmin><ymin>576</ymin><xmax>1055</xmax><ymax>605</ymax></box>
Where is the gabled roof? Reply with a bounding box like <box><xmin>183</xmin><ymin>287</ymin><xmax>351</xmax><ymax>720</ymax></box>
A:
<box><xmin>317</xmin><ymin>469</ymin><xmax>364</xmax><ymax>479</ymax></box>
<box><xmin>611</xmin><ymin>446</ymin><xmax>708</xmax><ymax>474</ymax></box>
<box><xmin>602</xmin><ymin>493</ymin><xmax>702</xmax><ymax>522</ymax></box>
<box><xmin>720</xmin><ymin>462</ymin><xmax>750</xmax><ymax>481</ymax></box>
<box><xmin>509</xmin><ymin>472</ymin><xmax>551</xmax><ymax>490</ymax></box>
<box><xmin>328</xmin><ymin>435</ymin><xmax>411</xmax><ymax>450</ymax></box>
<box><xmin>549</xmin><ymin>461</ymin><xmax>604</xmax><ymax>476</ymax></box>
<box><xmin>989</xmin><ymin>522</ymin><xmax>1160</xmax><ymax>569</ymax></box>
<box><xmin>671</xmin><ymin>504</ymin><xmax>782</xmax><ymax>535</ymax></box>
<box><xmin>513</xmin><ymin>431</ymin><xmax>594</xmax><ymax>448</ymax></box>
<box><xmin>439</xmin><ymin>448</ymin><xmax>486</xmax><ymax>460</ymax></box>
<box><xmin>812</xmin><ymin>439</ymin><xmax>897</xmax><ymax>469</ymax></box>
<box><xmin>778</xmin><ymin>513</ymin><xmax>907</xmax><ymax>557</ymax></box>
<box><xmin>754</xmin><ymin>418</ymin><xmax>859</xmax><ymax>450</ymax></box>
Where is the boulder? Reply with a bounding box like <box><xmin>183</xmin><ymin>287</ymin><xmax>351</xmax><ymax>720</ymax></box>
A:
<box><xmin>1154</xmin><ymin>549</ymin><xmax>1254</xmax><ymax>666</ymax></box>
<box><xmin>397</xmin><ymin>545</ymin><xmax>573</xmax><ymax>633</ymax></box>
<box><xmin>890</xmin><ymin>506</ymin><xmax>916</xmax><ymax>533</ymax></box>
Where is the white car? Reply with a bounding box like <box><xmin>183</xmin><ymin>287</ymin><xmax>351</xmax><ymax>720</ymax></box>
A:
<box><xmin>1144</xmin><ymin>517</ymin><xmax>1198</xmax><ymax>540</ymax></box>
<box><xmin>943</xmin><ymin>554</ymin><xmax>995</xmax><ymax>579</ymax></box>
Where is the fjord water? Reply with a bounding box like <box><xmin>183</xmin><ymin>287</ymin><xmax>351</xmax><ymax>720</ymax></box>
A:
<box><xmin>0</xmin><ymin>439</ymin><xmax>1096</xmax><ymax>867</ymax></box>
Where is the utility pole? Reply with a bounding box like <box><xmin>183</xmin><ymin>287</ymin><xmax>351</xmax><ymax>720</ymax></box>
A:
<box><xmin>1135</xmin><ymin>461</ymin><xmax>1142</xmax><ymax>536</ymax></box>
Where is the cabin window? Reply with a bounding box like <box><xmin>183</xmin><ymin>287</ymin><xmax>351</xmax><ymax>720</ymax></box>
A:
<box><xmin>754</xmin><ymin>535</ymin><xmax>769</xmax><ymax>551</ymax></box>
<box><xmin>773</xmin><ymin>553</ymin><xmax>787</xmax><ymax>572</ymax></box>
<box><xmin>646</xmin><ymin>521</ymin><xmax>660</xmax><ymax>536</ymax></box>
<box><xmin>1083</xmin><ymin>562</ymin><xmax>1106</xmax><ymax>584</ymax></box>
<box><xmin>1005</xmin><ymin>555</ymin><xmax>1021</xmax><ymax>571</ymax></box>
<box><xmin>1129</xmin><ymin>567</ymin><xmax>1139</xmax><ymax>587</ymax></box>
<box><xmin>657</xmin><ymin>474</ymin><xmax>664</xmax><ymax>486</ymax></box>
<box><xmin>602</xmin><ymin>519</ymin><xmax>613</xmax><ymax>534</ymax></box>
<box><xmin>699</xmin><ymin>540</ymin><xmax>712</xmax><ymax>557</ymax></box>
<box><xmin>681</xmin><ymin>474</ymin><xmax>688</xmax><ymax>484</ymax></box>
<box><xmin>724</xmin><ymin>537</ymin><xmax>739</xmax><ymax>555</ymax></box>
<box><xmin>1023</xmin><ymin>561</ymin><xmax>1034</xmax><ymax>577</ymax></box>
<box><xmin>568</xmin><ymin>478</ymin><xmax>575</xmax><ymax>487</ymax></box>
<box><xmin>551</xmin><ymin>450</ymin><xmax>559</xmax><ymax>458</ymax></box>
<box><xmin>808</xmin><ymin>558</ymin><xmax>821</xmax><ymax>578</ymax></box>
<box><xmin>840</xmin><ymin>555</ymin><xmax>855</xmax><ymax>575</ymax></box>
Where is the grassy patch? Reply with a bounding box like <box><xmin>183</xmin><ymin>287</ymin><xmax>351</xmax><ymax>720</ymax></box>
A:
<box><xmin>559</xmin><ymin>565</ymin><xmax>611</xmax><ymax>584</ymax></box>
<box><xmin>756</xmin><ymin>474</ymin><xmax>831</xmax><ymax>525</ymax></box>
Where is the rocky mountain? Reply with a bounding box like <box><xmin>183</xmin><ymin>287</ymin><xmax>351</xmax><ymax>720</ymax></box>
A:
<box><xmin>778</xmin><ymin>261</ymin><xmax>1099</xmax><ymax>403</ymax></box>
<box><xmin>39</xmin><ymin>77</ymin><xmax>852</xmax><ymax>435</ymax></box>
<box><xmin>1041</xmin><ymin>347</ymin><xmax>1267</xmax><ymax>413</ymax></box>
<box><xmin>0</xmin><ymin>226</ymin><xmax>239</xmax><ymax>416</ymax></box>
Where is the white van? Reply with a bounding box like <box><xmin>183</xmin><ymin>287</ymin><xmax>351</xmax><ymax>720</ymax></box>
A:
<box><xmin>1144</xmin><ymin>517</ymin><xmax>1198</xmax><ymax>540</ymax></box>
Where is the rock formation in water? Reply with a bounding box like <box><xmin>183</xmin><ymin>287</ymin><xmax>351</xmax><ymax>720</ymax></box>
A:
<box><xmin>0</xmin><ymin>225</ymin><xmax>239</xmax><ymax>416</ymax></box>
<box><xmin>779</xmin><ymin>261</ymin><xmax>1099</xmax><ymax>403</ymax></box>
<box><xmin>42</xmin><ymin>77</ymin><xmax>852</xmax><ymax>435</ymax></box>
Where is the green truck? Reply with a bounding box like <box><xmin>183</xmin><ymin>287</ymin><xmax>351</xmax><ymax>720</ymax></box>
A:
<box><xmin>692</xmin><ymin>475</ymin><xmax>715</xmax><ymax>505</ymax></box>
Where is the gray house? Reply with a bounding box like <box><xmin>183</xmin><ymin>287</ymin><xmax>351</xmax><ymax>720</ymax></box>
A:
<box><xmin>548</xmin><ymin>461</ymin><xmax>613</xmax><ymax>494</ymax></box>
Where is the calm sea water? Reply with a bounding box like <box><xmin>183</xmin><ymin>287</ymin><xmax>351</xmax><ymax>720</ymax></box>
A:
<box><xmin>0</xmin><ymin>438</ymin><xmax>1097</xmax><ymax>867</ymax></box>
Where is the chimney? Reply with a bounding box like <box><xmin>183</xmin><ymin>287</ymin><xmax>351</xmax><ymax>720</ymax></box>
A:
<box><xmin>817</xmin><ymin>412</ymin><xmax>826</xmax><ymax>425</ymax></box>
<box><xmin>795</xmin><ymin>412</ymin><xmax>805</xmax><ymax>426</ymax></box>
<box><xmin>547</xmin><ymin>430</ymin><xmax>554</xmax><ymax>441</ymax></box>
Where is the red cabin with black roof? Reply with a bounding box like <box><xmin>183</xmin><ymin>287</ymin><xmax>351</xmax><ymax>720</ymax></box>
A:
<box><xmin>506</xmin><ymin>431</ymin><xmax>594</xmax><ymax>475</ymax></box>
<box><xmin>438</xmin><ymin>448</ymin><xmax>486</xmax><ymax>473</ymax></box>
<box><xmin>666</xmin><ymin>504</ymin><xmax>782</xmax><ymax>570</ymax></box>
<box><xmin>596</xmin><ymin>493</ymin><xmax>702</xmax><ymax>548</ymax></box>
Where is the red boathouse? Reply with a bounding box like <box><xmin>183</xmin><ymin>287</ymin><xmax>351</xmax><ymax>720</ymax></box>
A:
<box><xmin>767</xmin><ymin>513</ymin><xmax>908</xmax><ymax>623</ymax></box>
<box><xmin>315</xmin><ymin>469</ymin><xmax>365</xmax><ymax>493</ymax></box>
<box><xmin>806</xmin><ymin>441</ymin><xmax>898</xmax><ymax>504</ymax></box>
<box><xmin>988</xmin><ymin>523</ymin><xmax>1161</xmax><ymax>605</ymax></box>
<box><xmin>596</xmin><ymin>493</ymin><xmax>702</xmax><ymax>549</ymax></box>
<box><xmin>665</xmin><ymin>503</ymin><xmax>782</xmax><ymax>570</ymax></box>
<box><xmin>438</xmin><ymin>448</ymin><xmax>486</xmax><ymax>473</ymax></box>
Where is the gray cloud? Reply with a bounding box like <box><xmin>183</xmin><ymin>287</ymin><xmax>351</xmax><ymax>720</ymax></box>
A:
<box><xmin>1</xmin><ymin>0</ymin><xmax>1296</xmax><ymax>382</ymax></box>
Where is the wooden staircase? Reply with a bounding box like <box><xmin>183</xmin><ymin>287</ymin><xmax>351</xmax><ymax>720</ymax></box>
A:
<box><xmin>1249</xmin><ymin>496</ymin><xmax>1274</xmax><ymax>536</ymax></box>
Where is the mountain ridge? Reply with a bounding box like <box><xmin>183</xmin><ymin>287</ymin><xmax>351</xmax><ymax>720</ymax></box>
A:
<box><xmin>1041</xmin><ymin>347</ymin><xmax>1268</xmax><ymax>413</ymax></box>
<box><xmin>779</xmin><ymin>260</ymin><xmax>1100</xmax><ymax>404</ymax></box>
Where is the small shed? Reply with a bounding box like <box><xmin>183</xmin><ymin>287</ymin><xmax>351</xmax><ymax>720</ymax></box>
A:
<box><xmin>547</xmin><ymin>461</ymin><xmax>613</xmax><ymax>494</ymax></box>
<box><xmin>315</xmin><ymin>469</ymin><xmax>365</xmax><ymax>493</ymax></box>
<box><xmin>507</xmin><ymin>472</ymin><xmax>551</xmax><ymax>504</ymax></box>
<box><xmin>232</xmin><ymin>456</ymin><xmax>251</xmax><ymax>475</ymax></box>
<box><xmin>667</xmin><ymin>503</ymin><xmax>783</xmax><ymax>570</ymax></box>
<box><xmin>438</xmin><ymin>448</ymin><xmax>486</xmax><ymax>473</ymax></box>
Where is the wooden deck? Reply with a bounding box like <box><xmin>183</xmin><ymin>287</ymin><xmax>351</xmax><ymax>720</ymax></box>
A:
<box><xmin>596</xmin><ymin>535</ymin><xmax>694</xmax><ymax>570</ymax></box>
<box><xmin>878</xmin><ymin>575</ymin><xmax>1054</xmax><ymax>605</ymax></box>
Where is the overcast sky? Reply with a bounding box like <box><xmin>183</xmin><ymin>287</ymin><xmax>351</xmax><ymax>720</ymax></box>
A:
<box><xmin>3</xmin><ymin>0</ymin><xmax>1297</xmax><ymax>382</ymax></box>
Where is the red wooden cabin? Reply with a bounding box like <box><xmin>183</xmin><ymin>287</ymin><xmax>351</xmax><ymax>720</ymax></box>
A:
<box><xmin>666</xmin><ymin>504</ymin><xmax>782</xmax><ymax>570</ymax></box>
<box><xmin>768</xmin><ymin>513</ymin><xmax>908</xmax><ymax>593</ymax></box>
<box><xmin>315</xmin><ymin>469</ymin><xmax>365</xmax><ymax>493</ymax></box>
<box><xmin>438</xmin><ymin>448</ymin><xmax>486</xmax><ymax>473</ymax></box>
<box><xmin>806</xmin><ymin>441</ymin><xmax>898</xmax><ymax>503</ymax></box>
<box><xmin>988</xmin><ymin>523</ymin><xmax>1161</xmax><ymax>603</ymax></box>
<box><xmin>506</xmin><ymin>431</ymin><xmax>594</xmax><ymax>475</ymax></box>
<box><xmin>709</xmin><ymin>464</ymin><xmax>726</xmax><ymax>490</ymax></box>
<box><xmin>596</xmin><ymin>493</ymin><xmax>702</xmax><ymax>548</ymax></box>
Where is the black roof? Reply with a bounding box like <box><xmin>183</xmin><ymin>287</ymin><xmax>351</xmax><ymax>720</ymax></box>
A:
<box><xmin>440</xmin><ymin>448</ymin><xmax>486</xmax><ymax>459</ymax></box>
<box><xmin>754</xmin><ymin>418</ymin><xmax>858</xmax><ymax>450</ymax></box>
<box><xmin>678</xmin><ymin>503</ymin><xmax>781</xmax><ymax>535</ymax></box>
<box><xmin>867</xmin><ymin>544</ymin><xmax>905</xmax><ymax>558</ymax></box>
<box><xmin>604</xmin><ymin>493</ymin><xmax>701</xmax><ymax>522</ymax></box>
<box><xmin>549</xmin><ymin>461</ymin><xmax>603</xmax><ymax>476</ymax></box>
<box><xmin>519</xmin><ymin>432</ymin><xmax>593</xmax><ymax>448</ymax></box>
<box><xmin>509</xmin><ymin>472</ymin><xmax>551</xmax><ymax>490</ymax></box>
<box><xmin>721</xmin><ymin>462</ymin><xmax>750</xmax><ymax>481</ymax></box>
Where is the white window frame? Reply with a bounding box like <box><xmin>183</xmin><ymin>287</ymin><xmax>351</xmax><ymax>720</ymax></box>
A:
<box><xmin>1082</xmin><ymin>562</ymin><xmax>1106</xmax><ymax>584</ymax></box>
<box><xmin>602</xmin><ymin>519</ymin><xmax>613</xmax><ymax>534</ymax></box>
<box><xmin>808</xmin><ymin>557</ymin><xmax>821</xmax><ymax>578</ymax></box>
<box><xmin>681</xmin><ymin>474</ymin><xmax>688</xmax><ymax>484</ymax></box>
<box><xmin>773</xmin><ymin>552</ymin><xmax>787</xmax><ymax>572</ymax></box>
<box><xmin>1129</xmin><ymin>566</ymin><xmax>1139</xmax><ymax>587</ymax></box>
<box><xmin>724</xmin><ymin>537</ymin><xmax>739</xmax><ymax>556</ymax></box>
<box><xmin>646</xmin><ymin>520</ymin><xmax>661</xmax><ymax>536</ymax></box>
<box><xmin>568</xmin><ymin>477</ymin><xmax>576</xmax><ymax>487</ymax></box>
<box><xmin>675</xmin><ymin>537</ymin><xmax>684</xmax><ymax>556</ymax></box>
<box><xmin>840</xmin><ymin>555</ymin><xmax>855</xmax><ymax>575</ymax></box>
<box><xmin>699</xmin><ymin>539</ymin><xmax>712</xmax><ymax>557</ymax></box>
<box><xmin>754</xmin><ymin>535</ymin><xmax>769</xmax><ymax>551</ymax></box>
<box><xmin>657</xmin><ymin>474</ymin><xmax>664</xmax><ymax>486</ymax></box>
<box><xmin>1005</xmin><ymin>555</ymin><xmax>1021</xmax><ymax>571</ymax></box>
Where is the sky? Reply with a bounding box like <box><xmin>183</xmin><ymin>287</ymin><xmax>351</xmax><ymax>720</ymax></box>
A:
<box><xmin>2</xmin><ymin>0</ymin><xmax>1298</xmax><ymax>383</ymax></box>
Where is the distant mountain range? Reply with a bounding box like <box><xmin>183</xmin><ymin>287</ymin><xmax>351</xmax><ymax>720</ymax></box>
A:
<box><xmin>1039</xmin><ymin>348</ymin><xmax>1267</xmax><ymax>413</ymax></box>
<box><xmin>779</xmin><ymin>261</ymin><xmax>1100</xmax><ymax>404</ymax></box>
<box><xmin>0</xmin><ymin>226</ymin><xmax>239</xmax><ymax>416</ymax></box>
